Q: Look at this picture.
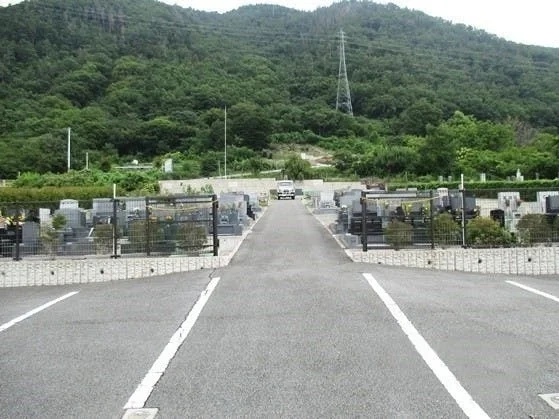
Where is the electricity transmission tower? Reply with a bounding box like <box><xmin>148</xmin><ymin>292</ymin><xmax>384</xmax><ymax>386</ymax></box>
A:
<box><xmin>336</xmin><ymin>29</ymin><xmax>353</xmax><ymax>116</ymax></box>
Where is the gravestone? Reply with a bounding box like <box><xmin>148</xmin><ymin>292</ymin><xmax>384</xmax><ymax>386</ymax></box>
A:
<box><xmin>546</xmin><ymin>195</ymin><xmax>559</xmax><ymax>214</ymax></box>
<box><xmin>490</xmin><ymin>209</ymin><xmax>505</xmax><ymax>228</ymax></box>
<box><xmin>436</xmin><ymin>188</ymin><xmax>449</xmax><ymax>211</ymax></box>
<box><xmin>498</xmin><ymin>192</ymin><xmax>521</xmax><ymax>212</ymax></box>
<box><xmin>22</xmin><ymin>222</ymin><xmax>40</xmax><ymax>255</ymax></box>
<box><xmin>60</xmin><ymin>199</ymin><xmax>79</xmax><ymax>209</ymax></box>
<box><xmin>93</xmin><ymin>198</ymin><xmax>113</xmax><ymax>217</ymax></box>
<box><xmin>538</xmin><ymin>191</ymin><xmax>559</xmax><ymax>214</ymax></box>
<box><xmin>122</xmin><ymin>197</ymin><xmax>147</xmax><ymax>220</ymax></box>
<box><xmin>218</xmin><ymin>192</ymin><xmax>246</xmax><ymax>235</ymax></box>
<box><xmin>55</xmin><ymin>208</ymin><xmax>86</xmax><ymax>229</ymax></box>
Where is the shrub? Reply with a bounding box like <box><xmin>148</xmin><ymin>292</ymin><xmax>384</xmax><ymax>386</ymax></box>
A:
<box><xmin>128</xmin><ymin>220</ymin><xmax>163</xmax><ymax>253</ymax></box>
<box><xmin>93</xmin><ymin>224</ymin><xmax>122</xmax><ymax>254</ymax></box>
<box><xmin>385</xmin><ymin>220</ymin><xmax>413</xmax><ymax>249</ymax></box>
<box><xmin>176</xmin><ymin>223</ymin><xmax>207</xmax><ymax>252</ymax></box>
<box><xmin>517</xmin><ymin>214</ymin><xmax>552</xmax><ymax>245</ymax></box>
<box><xmin>467</xmin><ymin>216</ymin><xmax>514</xmax><ymax>247</ymax></box>
<box><xmin>0</xmin><ymin>186</ymin><xmax>113</xmax><ymax>204</ymax></box>
<box><xmin>432</xmin><ymin>212</ymin><xmax>461</xmax><ymax>245</ymax></box>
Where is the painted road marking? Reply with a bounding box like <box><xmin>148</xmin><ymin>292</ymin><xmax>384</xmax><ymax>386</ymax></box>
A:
<box><xmin>507</xmin><ymin>281</ymin><xmax>559</xmax><ymax>411</ymax></box>
<box><xmin>122</xmin><ymin>408</ymin><xmax>159</xmax><ymax>418</ymax></box>
<box><xmin>506</xmin><ymin>281</ymin><xmax>559</xmax><ymax>303</ymax></box>
<box><xmin>539</xmin><ymin>393</ymin><xmax>559</xmax><ymax>409</ymax></box>
<box><xmin>0</xmin><ymin>291</ymin><xmax>79</xmax><ymax>333</ymax></box>
<box><xmin>123</xmin><ymin>276</ymin><xmax>221</xmax><ymax>410</ymax></box>
<box><xmin>362</xmin><ymin>273</ymin><xmax>490</xmax><ymax>419</ymax></box>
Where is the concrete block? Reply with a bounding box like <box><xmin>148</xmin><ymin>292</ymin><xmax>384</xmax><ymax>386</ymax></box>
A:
<box><xmin>173</xmin><ymin>259</ymin><xmax>181</xmax><ymax>273</ymax></box>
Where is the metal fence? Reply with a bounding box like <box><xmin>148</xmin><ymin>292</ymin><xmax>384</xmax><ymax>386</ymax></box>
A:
<box><xmin>0</xmin><ymin>195</ymin><xmax>219</xmax><ymax>261</ymax></box>
<box><xmin>326</xmin><ymin>187</ymin><xmax>559</xmax><ymax>251</ymax></box>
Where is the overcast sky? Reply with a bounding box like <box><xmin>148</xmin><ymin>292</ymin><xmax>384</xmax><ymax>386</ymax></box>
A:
<box><xmin>1</xmin><ymin>0</ymin><xmax>557</xmax><ymax>48</ymax></box>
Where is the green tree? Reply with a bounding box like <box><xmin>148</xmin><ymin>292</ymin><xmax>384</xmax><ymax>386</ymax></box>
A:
<box><xmin>396</xmin><ymin>99</ymin><xmax>443</xmax><ymax>136</ymax></box>
<box><xmin>200</xmin><ymin>152</ymin><xmax>221</xmax><ymax>177</ymax></box>
<box><xmin>332</xmin><ymin>149</ymin><xmax>358</xmax><ymax>173</ymax></box>
<box><xmin>1</xmin><ymin>0</ymin><xmax>559</xmax><ymax>180</ymax></box>
<box><xmin>134</xmin><ymin>117</ymin><xmax>184</xmax><ymax>156</ymax></box>
<box><xmin>51</xmin><ymin>63</ymin><xmax>108</xmax><ymax>106</ymax></box>
<box><xmin>243</xmin><ymin>157</ymin><xmax>265</xmax><ymax>176</ymax></box>
<box><xmin>355</xmin><ymin>146</ymin><xmax>418</xmax><ymax>177</ymax></box>
<box><xmin>283</xmin><ymin>155</ymin><xmax>311</xmax><ymax>180</ymax></box>
<box><xmin>40</xmin><ymin>213</ymin><xmax>66</xmax><ymax>259</ymax></box>
<box><xmin>229</xmin><ymin>102</ymin><xmax>272</xmax><ymax>150</ymax></box>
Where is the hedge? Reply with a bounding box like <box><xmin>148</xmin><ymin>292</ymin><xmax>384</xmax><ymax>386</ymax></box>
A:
<box><xmin>388</xmin><ymin>179</ymin><xmax>559</xmax><ymax>192</ymax></box>
<box><xmin>0</xmin><ymin>186</ymin><xmax>114</xmax><ymax>204</ymax></box>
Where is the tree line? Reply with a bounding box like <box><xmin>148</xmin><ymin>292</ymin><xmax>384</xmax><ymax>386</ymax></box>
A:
<box><xmin>0</xmin><ymin>0</ymin><xmax>558</xmax><ymax>182</ymax></box>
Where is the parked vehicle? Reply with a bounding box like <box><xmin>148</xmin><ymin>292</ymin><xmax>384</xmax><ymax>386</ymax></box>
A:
<box><xmin>277</xmin><ymin>180</ymin><xmax>295</xmax><ymax>200</ymax></box>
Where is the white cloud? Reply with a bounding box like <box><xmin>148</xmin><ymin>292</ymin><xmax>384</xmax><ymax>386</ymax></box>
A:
<box><xmin>374</xmin><ymin>0</ymin><xmax>559</xmax><ymax>47</ymax></box>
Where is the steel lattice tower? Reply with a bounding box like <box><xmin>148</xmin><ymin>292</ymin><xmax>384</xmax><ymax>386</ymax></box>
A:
<box><xmin>336</xmin><ymin>29</ymin><xmax>353</xmax><ymax>116</ymax></box>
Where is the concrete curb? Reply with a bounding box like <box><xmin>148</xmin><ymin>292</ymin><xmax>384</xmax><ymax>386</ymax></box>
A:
<box><xmin>0</xmin><ymin>256</ymin><xmax>230</xmax><ymax>288</ymax></box>
<box><xmin>347</xmin><ymin>247</ymin><xmax>559</xmax><ymax>276</ymax></box>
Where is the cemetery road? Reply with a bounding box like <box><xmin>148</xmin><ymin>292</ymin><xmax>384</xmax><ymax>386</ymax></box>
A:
<box><xmin>2</xmin><ymin>199</ymin><xmax>559</xmax><ymax>418</ymax></box>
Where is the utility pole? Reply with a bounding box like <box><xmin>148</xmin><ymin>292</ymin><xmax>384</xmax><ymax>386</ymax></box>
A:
<box><xmin>336</xmin><ymin>29</ymin><xmax>353</xmax><ymax>116</ymax></box>
<box><xmin>67</xmin><ymin>127</ymin><xmax>71</xmax><ymax>172</ymax></box>
<box><xmin>224</xmin><ymin>105</ymin><xmax>227</xmax><ymax>179</ymax></box>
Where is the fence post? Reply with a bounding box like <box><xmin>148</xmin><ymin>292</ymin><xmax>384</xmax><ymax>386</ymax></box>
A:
<box><xmin>111</xmin><ymin>198</ymin><xmax>119</xmax><ymax>258</ymax></box>
<box><xmin>13</xmin><ymin>206</ymin><xmax>21</xmax><ymax>261</ymax></box>
<box><xmin>361</xmin><ymin>191</ymin><xmax>367</xmax><ymax>252</ymax></box>
<box><xmin>430</xmin><ymin>189</ymin><xmax>435</xmax><ymax>249</ymax></box>
<box><xmin>460</xmin><ymin>175</ymin><xmax>467</xmax><ymax>248</ymax></box>
<box><xmin>212</xmin><ymin>194</ymin><xmax>219</xmax><ymax>256</ymax></box>
<box><xmin>145</xmin><ymin>197</ymin><xmax>151</xmax><ymax>257</ymax></box>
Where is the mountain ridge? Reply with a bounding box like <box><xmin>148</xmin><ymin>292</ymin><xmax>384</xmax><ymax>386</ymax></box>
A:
<box><xmin>0</xmin><ymin>0</ymin><xmax>558</xmax><ymax>180</ymax></box>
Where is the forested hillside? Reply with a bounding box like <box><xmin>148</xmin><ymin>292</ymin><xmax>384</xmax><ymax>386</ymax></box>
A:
<box><xmin>1</xmin><ymin>0</ymin><xmax>559</xmax><ymax>181</ymax></box>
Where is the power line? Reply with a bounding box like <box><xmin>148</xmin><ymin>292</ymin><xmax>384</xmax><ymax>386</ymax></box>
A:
<box><xmin>6</xmin><ymin>0</ymin><xmax>559</xmax><ymax>96</ymax></box>
<box><xmin>15</xmin><ymin>0</ymin><xmax>559</xmax><ymax>78</ymax></box>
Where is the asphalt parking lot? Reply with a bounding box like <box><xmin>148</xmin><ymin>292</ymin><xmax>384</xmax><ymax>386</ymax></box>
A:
<box><xmin>2</xmin><ymin>199</ymin><xmax>559</xmax><ymax>418</ymax></box>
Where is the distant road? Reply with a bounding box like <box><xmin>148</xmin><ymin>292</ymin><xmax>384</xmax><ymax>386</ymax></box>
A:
<box><xmin>1</xmin><ymin>199</ymin><xmax>559</xmax><ymax>418</ymax></box>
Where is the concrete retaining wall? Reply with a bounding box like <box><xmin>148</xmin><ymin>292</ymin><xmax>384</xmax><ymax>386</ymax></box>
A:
<box><xmin>312</xmin><ymin>204</ymin><xmax>559</xmax><ymax>277</ymax></box>
<box><xmin>159</xmin><ymin>179</ymin><xmax>363</xmax><ymax>195</ymax></box>
<box><xmin>0</xmin><ymin>255</ymin><xmax>233</xmax><ymax>288</ymax></box>
<box><xmin>348</xmin><ymin>247</ymin><xmax>559</xmax><ymax>276</ymax></box>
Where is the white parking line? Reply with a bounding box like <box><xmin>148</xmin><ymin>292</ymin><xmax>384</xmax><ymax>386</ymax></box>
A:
<box><xmin>123</xmin><ymin>276</ymin><xmax>221</xmax><ymax>410</ymax></box>
<box><xmin>362</xmin><ymin>273</ymin><xmax>490</xmax><ymax>419</ymax></box>
<box><xmin>0</xmin><ymin>291</ymin><xmax>79</xmax><ymax>333</ymax></box>
<box><xmin>506</xmin><ymin>281</ymin><xmax>559</xmax><ymax>303</ymax></box>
